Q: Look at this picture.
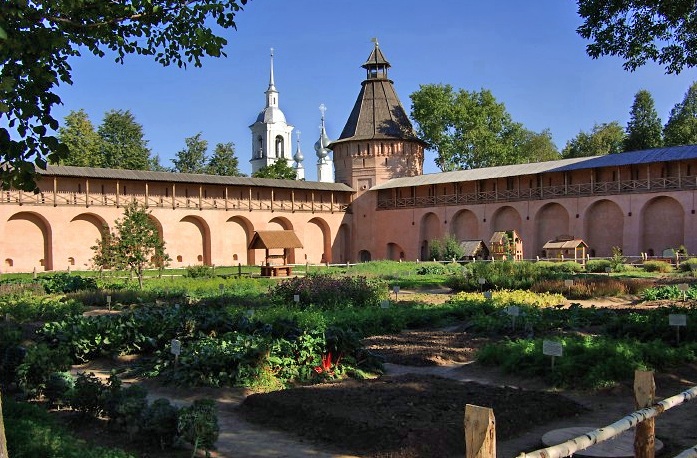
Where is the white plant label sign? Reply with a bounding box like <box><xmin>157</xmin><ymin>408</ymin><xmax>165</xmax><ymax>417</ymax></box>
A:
<box><xmin>170</xmin><ymin>339</ymin><xmax>182</xmax><ymax>356</ymax></box>
<box><xmin>669</xmin><ymin>314</ymin><xmax>687</xmax><ymax>327</ymax></box>
<box><xmin>543</xmin><ymin>340</ymin><xmax>563</xmax><ymax>357</ymax></box>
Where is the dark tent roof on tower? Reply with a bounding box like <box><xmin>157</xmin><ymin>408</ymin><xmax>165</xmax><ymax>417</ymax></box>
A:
<box><xmin>329</xmin><ymin>42</ymin><xmax>426</xmax><ymax>148</ymax></box>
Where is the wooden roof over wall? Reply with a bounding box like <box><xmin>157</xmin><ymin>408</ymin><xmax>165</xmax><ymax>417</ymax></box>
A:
<box><xmin>248</xmin><ymin>230</ymin><xmax>303</xmax><ymax>250</ymax></box>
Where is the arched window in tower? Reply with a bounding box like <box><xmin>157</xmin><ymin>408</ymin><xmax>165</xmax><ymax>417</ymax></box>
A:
<box><xmin>257</xmin><ymin>136</ymin><xmax>263</xmax><ymax>158</ymax></box>
<box><xmin>275</xmin><ymin>136</ymin><xmax>284</xmax><ymax>158</ymax></box>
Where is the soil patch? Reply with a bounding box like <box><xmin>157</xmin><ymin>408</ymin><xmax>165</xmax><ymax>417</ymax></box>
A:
<box><xmin>239</xmin><ymin>374</ymin><xmax>586</xmax><ymax>458</ymax></box>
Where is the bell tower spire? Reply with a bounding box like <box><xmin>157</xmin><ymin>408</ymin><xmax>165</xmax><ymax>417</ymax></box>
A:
<box><xmin>250</xmin><ymin>47</ymin><xmax>295</xmax><ymax>176</ymax></box>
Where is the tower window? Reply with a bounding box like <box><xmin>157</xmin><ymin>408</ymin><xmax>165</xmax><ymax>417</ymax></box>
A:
<box><xmin>275</xmin><ymin>136</ymin><xmax>284</xmax><ymax>158</ymax></box>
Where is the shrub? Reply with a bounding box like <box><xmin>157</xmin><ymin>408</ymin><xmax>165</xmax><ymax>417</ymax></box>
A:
<box><xmin>16</xmin><ymin>343</ymin><xmax>72</xmax><ymax>398</ymax></box>
<box><xmin>71</xmin><ymin>371</ymin><xmax>108</xmax><ymax>417</ymax></box>
<box><xmin>679</xmin><ymin>258</ymin><xmax>697</xmax><ymax>272</ymax></box>
<box><xmin>142</xmin><ymin>398</ymin><xmax>180</xmax><ymax>450</ymax></box>
<box><xmin>178</xmin><ymin>399</ymin><xmax>219</xmax><ymax>456</ymax></box>
<box><xmin>415</xmin><ymin>262</ymin><xmax>450</xmax><ymax>275</ymax></box>
<box><xmin>185</xmin><ymin>265</ymin><xmax>216</xmax><ymax>278</ymax></box>
<box><xmin>586</xmin><ymin>259</ymin><xmax>612</xmax><ymax>273</ymax></box>
<box><xmin>429</xmin><ymin>235</ymin><xmax>465</xmax><ymax>261</ymax></box>
<box><xmin>642</xmin><ymin>260</ymin><xmax>673</xmax><ymax>273</ymax></box>
<box><xmin>531</xmin><ymin>277</ymin><xmax>652</xmax><ymax>299</ymax></box>
<box><xmin>38</xmin><ymin>272</ymin><xmax>98</xmax><ymax>293</ymax></box>
<box><xmin>270</xmin><ymin>275</ymin><xmax>387</xmax><ymax>309</ymax></box>
<box><xmin>44</xmin><ymin>371</ymin><xmax>74</xmax><ymax>408</ymax></box>
<box><xmin>536</xmin><ymin>261</ymin><xmax>583</xmax><ymax>275</ymax></box>
<box><xmin>4</xmin><ymin>398</ymin><xmax>135</xmax><ymax>458</ymax></box>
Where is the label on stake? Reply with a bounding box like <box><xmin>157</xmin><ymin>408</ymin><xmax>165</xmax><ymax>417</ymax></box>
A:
<box><xmin>543</xmin><ymin>340</ymin><xmax>563</xmax><ymax>357</ymax></box>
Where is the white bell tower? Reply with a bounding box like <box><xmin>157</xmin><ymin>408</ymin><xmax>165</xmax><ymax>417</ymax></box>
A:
<box><xmin>249</xmin><ymin>48</ymin><xmax>294</xmax><ymax>174</ymax></box>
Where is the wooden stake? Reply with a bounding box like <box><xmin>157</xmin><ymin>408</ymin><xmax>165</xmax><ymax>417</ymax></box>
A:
<box><xmin>465</xmin><ymin>404</ymin><xmax>496</xmax><ymax>458</ymax></box>
<box><xmin>634</xmin><ymin>370</ymin><xmax>656</xmax><ymax>458</ymax></box>
<box><xmin>0</xmin><ymin>389</ymin><xmax>8</xmax><ymax>458</ymax></box>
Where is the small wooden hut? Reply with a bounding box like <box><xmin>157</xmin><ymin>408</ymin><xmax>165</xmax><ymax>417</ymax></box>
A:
<box><xmin>542</xmin><ymin>235</ymin><xmax>588</xmax><ymax>263</ymax></box>
<box><xmin>248</xmin><ymin>230</ymin><xmax>303</xmax><ymax>277</ymax></box>
<box><xmin>459</xmin><ymin>240</ymin><xmax>489</xmax><ymax>260</ymax></box>
<box><xmin>489</xmin><ymin>230</ymin><xmax>523</xmax><ymax>261</ymax></box>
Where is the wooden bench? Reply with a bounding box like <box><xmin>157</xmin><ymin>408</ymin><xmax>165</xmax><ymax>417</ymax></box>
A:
<box><xmin>260</xmin><ymin>265</ymin><xmax>292</xmax><ymax>277</ymax></box>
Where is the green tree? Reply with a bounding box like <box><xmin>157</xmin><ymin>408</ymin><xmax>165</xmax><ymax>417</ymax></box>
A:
<box><xmin>206</xmin><ymin>142</ymin><xmax>244</xmax><ymax>176</ymax></box>
<box><xmin>577</xmin><ymin>0</ymin><xmax>697</xmax><ymax>74</ymax></box>
<box><xmin>410</xmin><ymin>83</ymin><xmax>555</xmax><ymax>170</ymax></box>
<box><xmin>56</xmin><ymin>109</ymin><xmax>102</xmax><ymax>167</ymax></box>
<box><xmin>149</xmin><ymin>154</ymin><xmax>169</xmax><ymax>172</ymax></box>
<box><xmin>663</xmin><ymin>82</ymin><xmax>697</xmax><ymax>146</ymax></box>
<box><xmin>92</xmin><ymin>202</ymin><xmax>169</xmax><ymax>289</ymax></box>
<box><xmin>562</xmin><ymin>122</ymin><xmax>626</xmax><ymax>158</ymax></box>
<box><xmin>252</xmin><ymin>159</ymin><xmax>297</xmax><ymax>179</ymax></box>
<box><xmin>98</xmin><ymin>110</ymin><xmax>152</xmax><ymax>170</ymax></box>
<box><xmin>624</xmin><ymin>90</ymin><xmax>663</xmax><ymax>151</ymax></box>
<box><xmin>172</xmin><ymin>133</ymin><xmax>208</xmax><ymax>174</ymax></box>
<box><xmin>516</xmin><ymin>129</ymin><xmax>561</xmax><ymax>163</ymax></box>
<box><xmin>0</xmin><ymin>0</ymin><xmax>248</xmax><ymax>191</ymax></box>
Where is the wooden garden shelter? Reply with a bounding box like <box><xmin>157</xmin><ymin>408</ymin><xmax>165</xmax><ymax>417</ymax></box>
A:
<box><xmin>459</xmin><ymin>240</ymin><xmax>489</xmax><ymax>260</ymax></box>
<box><xmin>542</xmin><ymin>235</ymin><xmax>588</xmax><ymax>263</ymax></box>
<box><xmin>248</xmin><ymin>230</ymin><xmax>303</xmax><ymax>277</ymax></box>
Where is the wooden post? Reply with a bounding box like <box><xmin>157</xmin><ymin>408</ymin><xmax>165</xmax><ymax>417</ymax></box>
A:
<box><xmin>634</xmin><ymin>370</ymin><xmax>656</xmax><ymax>458</ymax></box>
<box><xmin>0</xmin><ymin>389</ymin><xmax>8</xmax><ymax>458</ymax></box>
<box><xmin>465</xmin><ymin>404</ymin><xmax>496</xmax><ymax>458</ymax></box>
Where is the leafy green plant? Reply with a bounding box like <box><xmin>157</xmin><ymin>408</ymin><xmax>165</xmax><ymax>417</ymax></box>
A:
<box><xmin>44</xmin><ymin>371</ymin><xmax>74</xmax><ymax>409</ymax></box>
<box><xmin>37</xmin><ymin>272</ymin><xmax>98</xmax><ymax>293</ymax></box>
<box><xmin>679</xmin><ymin>258</ymin><xmax>697</xmax><ymax>273</ymax></box>
<box><xmin>16</xmin><ymin>343</ymin><xmax>72</xmax><ymax>398</ymax></box>
<box><xmin>177</xmin><ymin>399</ymin><xmax>219</xmax><ymax>458</ymax></box>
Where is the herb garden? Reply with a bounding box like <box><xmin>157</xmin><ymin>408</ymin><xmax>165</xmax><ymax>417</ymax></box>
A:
<box><xmin>1</xmin><ymin>260</ymin><xmax>696</xmax><ymax>457</ymax></box>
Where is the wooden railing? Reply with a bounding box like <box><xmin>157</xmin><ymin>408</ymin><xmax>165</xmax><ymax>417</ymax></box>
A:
<box><xmin>465</xmin><ymin>371</ymin><xmax>697</xmax><ymax>458</ymax></box>
<box><xmin>378</xmin><ymin>175</ymin><xmax>697</xmax><ymax>210</ymax></box>
<box><xmin>0</xmin><ymin>190</ymin><xmax>349</xmax><ymax>214</ymax></box>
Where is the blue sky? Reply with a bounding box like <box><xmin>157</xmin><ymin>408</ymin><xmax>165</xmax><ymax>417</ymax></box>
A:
<box><xmin>53</xmin><ymin>0</ymin><xmax>697</xmax><ymax>180</ymax></box>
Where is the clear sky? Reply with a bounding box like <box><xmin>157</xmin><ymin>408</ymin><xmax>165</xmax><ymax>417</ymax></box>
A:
<box><xmin>52</xmin><ymin>0</ymin><xmax>697</xmax><ymax>180</ymax></box>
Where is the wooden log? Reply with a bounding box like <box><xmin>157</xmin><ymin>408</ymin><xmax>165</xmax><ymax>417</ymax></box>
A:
<box><xmin>634</xmin><ymin>370</ymin><xmax>656</xmax><ymax>458</ymax></box>
<box><xmin>465</xmin><ymin>404</ymin><xmax>496</xmax><ymax>458</ymax></box>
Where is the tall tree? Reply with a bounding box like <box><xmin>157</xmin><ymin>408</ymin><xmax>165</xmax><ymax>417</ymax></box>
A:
<box><xmin>56</xmin><ymin>109</ymin><xmax>102</xmax><ymax>167</ymax></box>
<box><xmin>516</xmin><ymin>129</ymin><xmax>561</xmax><ymax>163</ymax></box>
<box><xmin>172</xmin><ymin>133</ymin><xmax>208</xmax><ymax>174</ymax></box>
<box><xmin>98</xmin><ymin>110</ymin><xmax>152</xmax><ymax>170</ymax></box>
<box><xmin>663</xmin><ymin>82</ymin><xmax>697</xmax><ymax>146</ymax></box>
<box><xmin>206</xmin><ymin>142</ymin><xmax>244</xmax><ymax>176</ymax></box>
<box><xmin>0</xmin><ymin>0</ymin><xmax>248</xmax><ymax>191</ymax></box>
<box><xmin>92</xmin><ymin>202</ymin><xmax>169</xmax><ymax>289</ymax></box>
<box><xmin>252</xmin><ymin>159</ymin><xmax>297</xmax><ymax>180</ymax></box>
<box><xmin>410</xmin><ymin>83</ymin><xmax>557</xmax><ymax>170</ymax></box>
<box><xmin>577</xmin><ymin>0</ymin><xmax>697</xmax><ymax>74</ymax></box>
<box><xmin>562</xmin><ymin>122</ymin><xmax>626</xmax><ymax>158</ymax></box>
<box><xmin>624</xmin><ymin>90</ymin><xmax>663</xmax><ymax>151</ymax></box>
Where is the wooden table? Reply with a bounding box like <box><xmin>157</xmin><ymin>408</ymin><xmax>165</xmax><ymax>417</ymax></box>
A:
<box><xmin>260</xmin><ymin>265</ymin><xmax>292</xmax><ymax>277</ymax></box>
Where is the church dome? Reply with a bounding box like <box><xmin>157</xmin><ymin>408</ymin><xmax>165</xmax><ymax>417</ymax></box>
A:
<box><xmin>256</xmin><ymin>106</ymin><xmax>287</xmax><ymax>124</ymax></box>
